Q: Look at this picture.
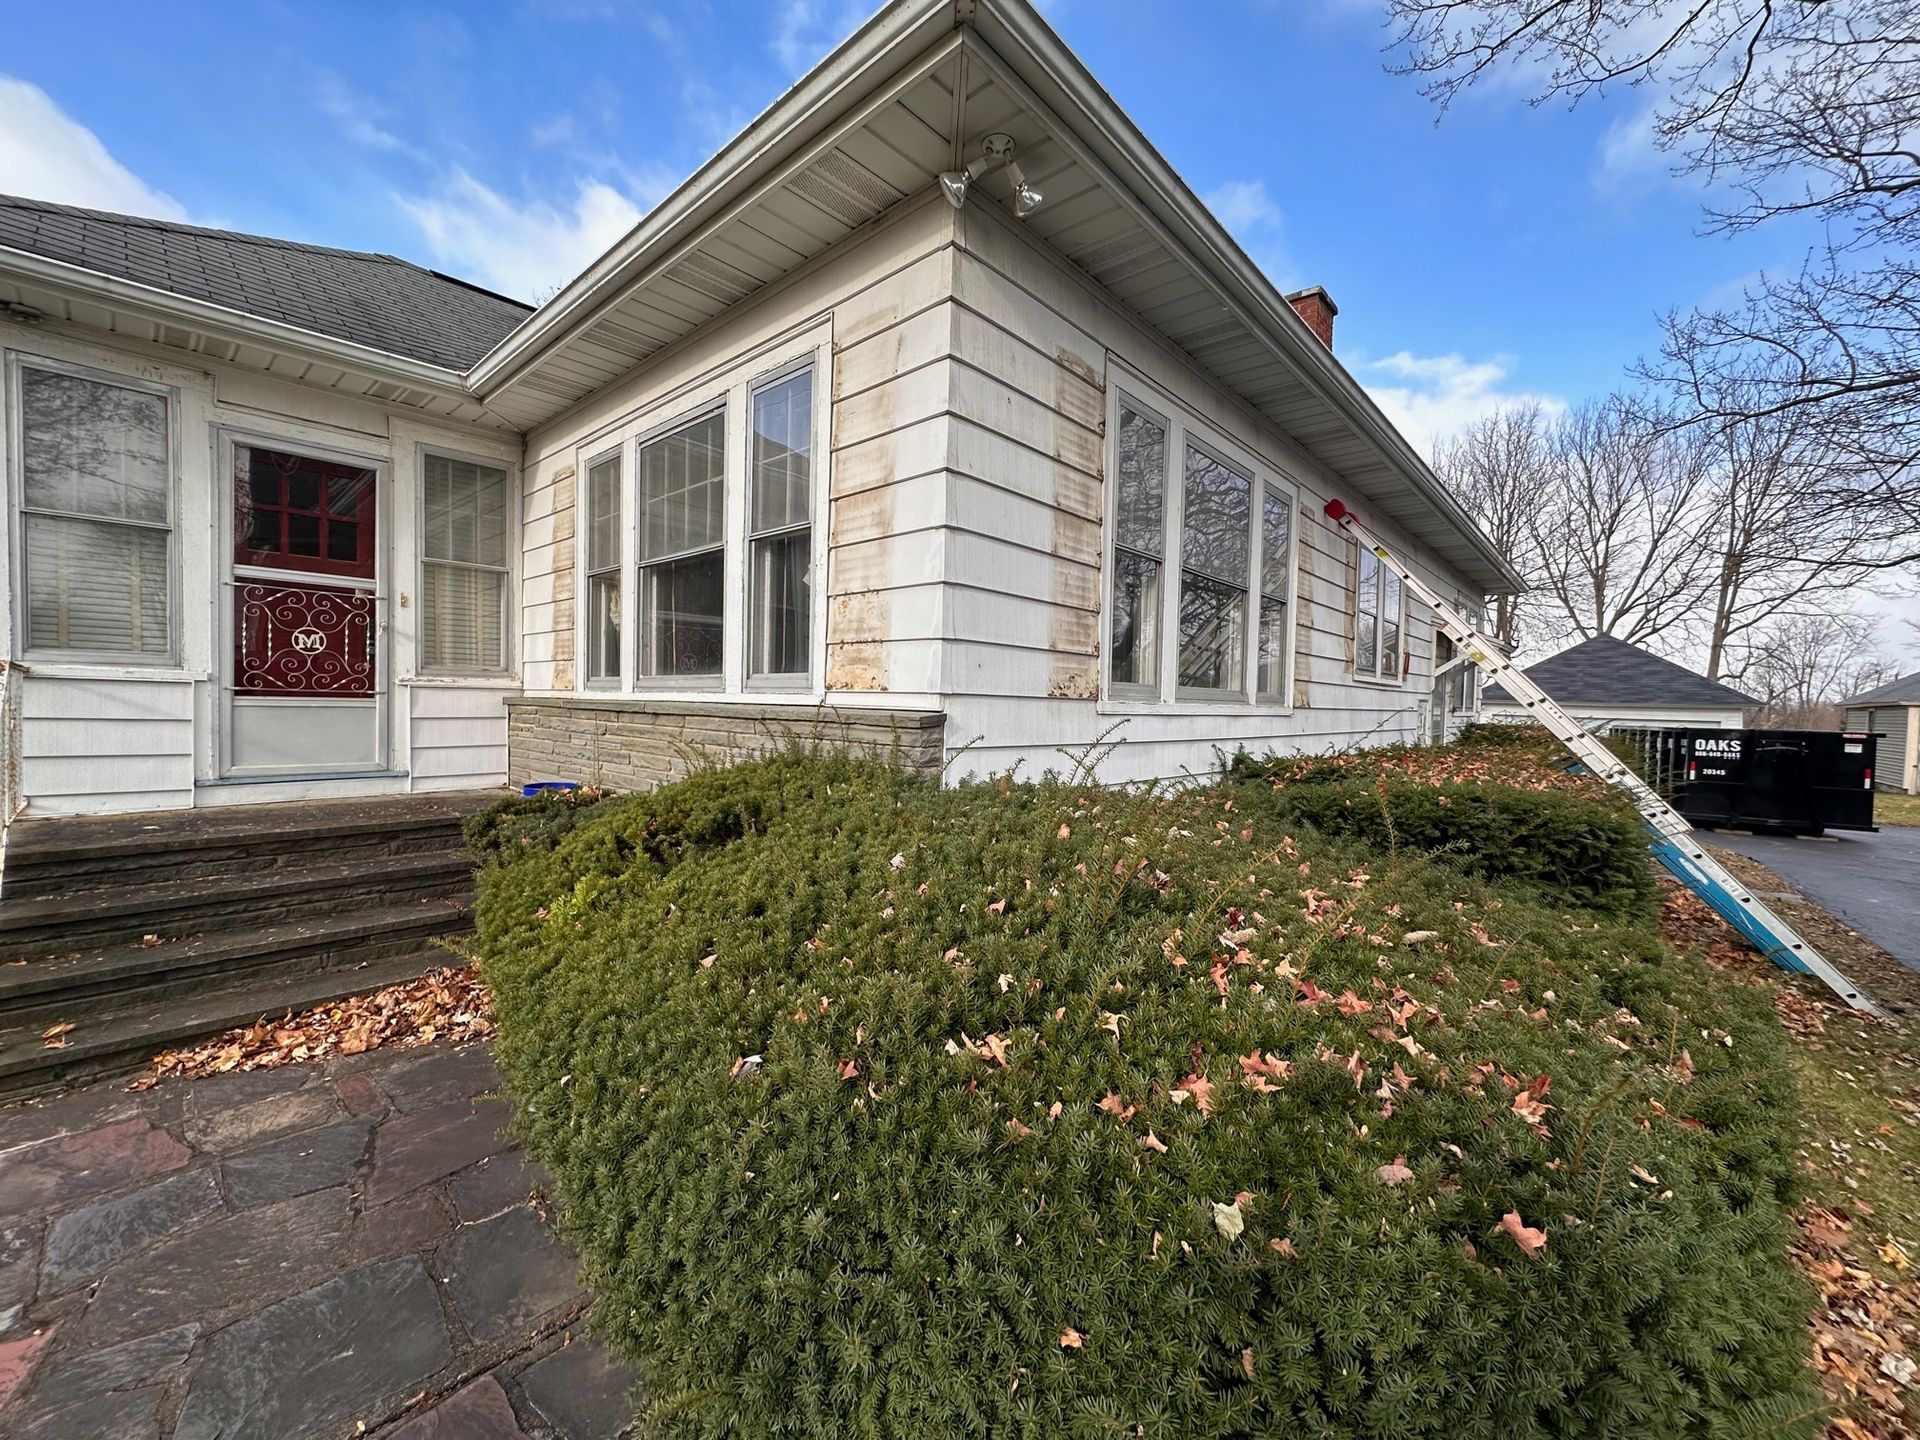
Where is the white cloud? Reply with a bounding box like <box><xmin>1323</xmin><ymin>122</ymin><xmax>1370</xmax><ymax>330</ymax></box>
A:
<box><xmin>396</xmin><ymin>170</ymin><xmax>671</xmax><ymax>302</ymax></box>
<box><xmin>1203</xmin><ymin>179</ymin><xmax>1282</xmax><ymax>235</ymax></box>
<box><xmin>771</xmin><ymin>0</ymin><xmax>874</xmax><ymax>75</ymax></box>
<box><xmin>1200</xmin><ymin>178</ymin><xmax>1294</xmax><ymax>289</ymax></box>
<box><xmin>315</xmin><ymin>71</ymin><xmax>425</xmax><ymax>160</ymax></box>
<box><xmin>1595</xmin><ymin>95</ymin><xmax>1668</xmax><ymax>186</ymax></box>
<box><xmin>1360</xmin><ymin>350</ymin><xmax>1567</xmax><ymax>458</ymax></box>
<box><xmin>0</xmin><ymin>76</ymin><xmax>185</xmax><ymax>219</ymax></box>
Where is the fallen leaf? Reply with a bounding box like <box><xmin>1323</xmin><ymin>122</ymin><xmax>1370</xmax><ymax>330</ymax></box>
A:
<box><xmin>1269</xmin><ymin>1237</ymin><xmax>1298</xmax><ymax>1258</ymax></box>
<box><xmin>1178</xmin><ymin>1072</ymin><xmax>1216</xmax><ymax>1116</ymax></box>
<box><xmin>1212</xmin><ymin>1200</ymin><xmax>1245</xmax><ymax>1242</ymax></box>
<box><xmin>1499</xmin><ymin>1211</ymin><xmax>1547</xmax><ymax>1257</ymax></box>
<box><xmin>1139</xmin><ymin>1131</ymin><xmax>1169</xmax><ymax>1154</ymax></box>
<box><xmin>1060</xmin><ymin>1327</ymin><xmax>1084</xmax><ymax>1350</ymax></box>
<box><xmin>1376</xmin><ymin>1158</ymin><xmax>1415</xmax><ymax>1187</ymax></box>
<box><xmin>838</xmin><ymin>1058</ymin><xmax>860</xmax><ymax>1081</ymax></box>
<box><xmin>1240</xmin><ymin>1347</ymin><xmax>1256</xmax><ymax>1381</ymax></box>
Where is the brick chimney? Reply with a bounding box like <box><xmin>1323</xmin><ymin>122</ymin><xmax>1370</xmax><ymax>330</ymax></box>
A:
<box><xmin>1286</xmin><ymin>286</ymin><xmax>1337</xmax><ymax>349</ymax></box>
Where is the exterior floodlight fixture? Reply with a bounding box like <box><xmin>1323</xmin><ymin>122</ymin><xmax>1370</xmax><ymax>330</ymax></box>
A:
<box><xmin>938</xmin><ymin>134</ymin><xmax>1040</xmax><ymax>218</ymax></box>
<box><xmin>1006</xmin><ymin>159</ymin><xmax>1043</xmax><ymax>219</ymax></box>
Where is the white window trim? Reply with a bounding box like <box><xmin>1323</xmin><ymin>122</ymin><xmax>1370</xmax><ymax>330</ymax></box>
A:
<box><xmin>632</xmin><ymin>395</ymin><xmax>729</xmax><ymax>689</ymax></box>
<box><xmin>1352</xmin><ymin>540</ymin><xmax>1407</xmax><ymax>687</ymax></box>
<box><xmin>417</xmin><ymin>443</ymin><xmax>516</xmax><ymax>679</ymax></box>
<box><xmin>6</xmin><ymin>350</ymin><xmax>181</xmax><ymax>668</ymax></box>
<box><xmin>571</xmin><ymin>327</ymin><xmax>832</xmax><ymax>701</ymax></box>
<box><xmin>744</xmin><ymin>354</ymin><xmax>820</xmax><ymax>693</ymax></box>
<box><xmin>1099</xmin><ymin>369</ymin><xmax>1298</xmax><ymax>714</ymax></box>
<box><xmin>581</xmin><ymin>442</ymin><xmax>625</xmax><ymax>691</ymax></box>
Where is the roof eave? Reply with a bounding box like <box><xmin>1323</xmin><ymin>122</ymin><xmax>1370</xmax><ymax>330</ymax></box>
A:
<box><xmin>466</xmin><ymin>0</ymin><xmax>958</xmax><ymax>396</ymax></box>
<box><xmin>969</xmin><ymin>0</ymin><xmax>1522</xmax><ymax>595</ymax></box>
<box><xmin>0</xmin><ymin>244</ymin><xmax>476</xmax><ymax>402</ymax></box>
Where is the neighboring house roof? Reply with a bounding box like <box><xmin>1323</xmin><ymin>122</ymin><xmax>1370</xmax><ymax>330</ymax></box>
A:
<box><xmin>1483</xmin><ymin>635</ymin><xmax>1757</xmax><ymax>708</ymax></box>
<box><xmin>1842</xmin><ymin>672</ymin><xmax>1920</xmax><ymax>707</ymax></box>
<box><xmin>0</xmin><ymin>194</ymin><xmax>530</xmax><ymax>370</ymax></box>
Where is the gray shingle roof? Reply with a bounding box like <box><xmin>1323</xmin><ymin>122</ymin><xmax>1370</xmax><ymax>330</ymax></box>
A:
<box><xmin>0</xmin><ymin>194</ymin><xmax>531</xmax><ymax>371</ymax></box>
<box><xmin>1842</xmin><ymin>672</ymin><xmax>1920</xmax><ymax>706</ymax></box>
<box><xmin>1483</xmin><ymin>634</ymin><xmax>1756</xmax><ymax>708</ymax></box>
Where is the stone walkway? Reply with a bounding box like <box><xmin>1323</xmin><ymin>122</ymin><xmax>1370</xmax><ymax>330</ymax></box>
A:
<box><xmin>0</xmin><ymin>1043</ymin><xmax>639</xmax><ymax>1438</ymax></box>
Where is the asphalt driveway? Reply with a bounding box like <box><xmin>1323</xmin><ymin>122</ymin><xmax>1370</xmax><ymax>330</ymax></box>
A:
<box><xmin>1706</xmin><ymin>824</ymin><xmax>1920</xmax><ymax>971</ymax></box>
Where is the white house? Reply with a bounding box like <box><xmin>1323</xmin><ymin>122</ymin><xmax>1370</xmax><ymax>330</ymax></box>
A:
<box><xmin>1842</xmin><ymin>673</ymin><xmax>1920</xmax><ymax>794</ymax></box>
<box><xmin>0</xmin><ymin>0</ymin><xmax>1516</xmax><ymax>822</ymax></box>
<box><xmin>1481</xmin><ymin>635</ymin><xmax>1754</xmax><ymax>733</ymax></box>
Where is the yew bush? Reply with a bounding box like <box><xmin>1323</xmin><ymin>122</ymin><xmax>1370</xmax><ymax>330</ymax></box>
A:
<box><xmin>476</xmin><ymin>752</ymin><xmax>1816</xmax><ymax>1439</ymax></box>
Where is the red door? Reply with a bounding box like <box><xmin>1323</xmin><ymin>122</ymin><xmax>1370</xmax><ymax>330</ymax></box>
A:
<box><xmin>232</xmin><ymin>446</ymin><xmax>378</xmax><ymax>697</ymax></box>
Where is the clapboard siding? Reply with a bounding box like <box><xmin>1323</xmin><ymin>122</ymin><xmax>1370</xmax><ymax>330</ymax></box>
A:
<box><xmin>16</xmin><ymin>674</ymin><xmax>195</xmax><ymax>814</ymax></box>
<box><xmin>408</xmin><ymin>683</ymin><xmax>513</xmax><ymax>789</ymax></box>
<box><xmin>1849</xmin><ymin>705</ymin><xmax>1916</xmax><ymax>792</ymax></box>
<box><xmin>939</xmin><ymin>199</ymin><xmax>1471</xmax><ymax>782</ymax></box>
<box><xmin>519</xmin><ymin>193</ymin><xmax>962</xmax><ymax>707</ymax></box>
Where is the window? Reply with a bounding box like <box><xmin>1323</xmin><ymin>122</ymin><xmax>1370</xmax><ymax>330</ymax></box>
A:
<box><xmin>1355</xmin><ymin>546</ymin><xmax>1403</xmax><ymax>681</ymax></box>
<box><xmin>421</xmin><ymin>452</ymin><xmax>510</xmax><ymax>673</ymax></box>
<box><xmin>748</xmin><ymin>369</ymin><xmax>812</xmax><ymax>680</ymax></box>
<box><xmin>1177</xmin><ymin>442</ymin><xmax>1250</xmax><ymax>694</ymax></box>
<box><xmin>1434</xmin><ymin>630</ymin><xmax>1477</xmax><ymax>712</ymax></box>
<box><xmin>1109</xmin><ymin>399</ymin><xmax>1166</xmax><ymax>692</ymax></box>
<box><xmin>236</xmin><ymin>446</ymin><xmax>375</xmax><ymax>578</ymax></box>
<box><xmin>638</xmin><ymin>409</ymin><xmax>726</xmax><ymax>679</ymax></box>
<box><xmin>585</xmin><ymin>452</ymin><xmax>622</xmax><ymax>683</ymax></box>
<box><xmin>1256</xmin><ymin>484</ymin><xmax>1291</xmax><ymax>698</ymax></box>
<box><xmin>18</xmin><ymin>365</ymin><xmax>172</xmax><ymax>660</ymax></box>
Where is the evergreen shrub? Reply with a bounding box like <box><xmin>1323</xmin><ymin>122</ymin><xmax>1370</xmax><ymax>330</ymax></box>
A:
<box><xmin>476</xmin><ymin>751</ymin><xmax>1816</xmax><ymax>1439</ymax></box>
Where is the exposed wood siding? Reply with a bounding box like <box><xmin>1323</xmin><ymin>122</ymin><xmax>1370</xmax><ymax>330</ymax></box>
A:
<box><xmin>519</xmin><ymin>193</ymin><xmax>962</xmax><ymax>709</ymax></box>
<box><xmin>940</xmin><ymin>201</ymin><xmax>1480</xmax><ymax>783</ymax></box>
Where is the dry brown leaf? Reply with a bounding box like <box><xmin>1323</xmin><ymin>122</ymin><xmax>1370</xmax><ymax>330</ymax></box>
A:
<box><xmin>1139</xmin><ymin>1131</ymin><xmax>1169</xmax><ymax>1154</ymax></box>
<box><xmin>1498</xmin><ymin>1211</ymin><xmax>1547</xmax><ymax>1257</ymax></box>
<box><xmin>1060</xmin><ymin>1327</ymin><xmax>1084</xmax><ymax>1350</ymax></box>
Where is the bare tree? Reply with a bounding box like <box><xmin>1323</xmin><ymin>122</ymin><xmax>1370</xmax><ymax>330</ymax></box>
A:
<box><xmin>1527</xmin><ymin>395</ymin><xmax>1715</xmax><ymax>652</ymax></box>
<box><xmin>1738</xmin><ymin>609</ymin><xmax>1897</xmax><ymax>728</ymax></box>
<box><xmin>1431</xmin><ymin>401</ymin><xmax>1555</xmax><ymax>652</ymax></box>
<box><xmin>1386</xmin><ymin>0</ymin><xmax>1920</xmax><ymax>555</ymax></box>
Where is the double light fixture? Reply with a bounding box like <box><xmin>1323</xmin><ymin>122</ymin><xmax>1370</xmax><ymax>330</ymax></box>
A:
<box><xmin>938</xmin><ymin>133</ymin><xmax>1043</xmax><ymax>219</ymax></box>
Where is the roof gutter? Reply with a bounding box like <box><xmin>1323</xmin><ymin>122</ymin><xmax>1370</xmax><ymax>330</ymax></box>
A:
<box><xmin>967</xmin><ymin>0</ymin><xmax>1524</xmax><ymax>594</ymax></box>
<box><xmin>0</xmin><ymin>245</ymin><xmax>475</xmax><ymax>403</ymax></box>
<box><xmin>466</xmin><ymin>0</ymin><xmax>958</xmax><ymax>398</ymax></box>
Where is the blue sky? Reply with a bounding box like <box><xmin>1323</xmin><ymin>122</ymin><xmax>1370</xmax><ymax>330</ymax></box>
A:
<box><xmin>0</xmin><ymin>0</ymin><xmax>1816</xmax><ymax>456</ymax></box>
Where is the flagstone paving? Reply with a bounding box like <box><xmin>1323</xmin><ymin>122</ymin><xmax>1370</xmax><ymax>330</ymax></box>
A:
<box><xmin>0</xmin><ymin>1043</ymin><xmax>638</xmax><ymax>1439</ymax></box>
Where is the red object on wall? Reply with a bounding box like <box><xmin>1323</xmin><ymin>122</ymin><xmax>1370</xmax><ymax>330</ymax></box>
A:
<box><xmin>234</xmin><ymin>582</ymin><xmax>375</xmax><ymax>696</ymax></box>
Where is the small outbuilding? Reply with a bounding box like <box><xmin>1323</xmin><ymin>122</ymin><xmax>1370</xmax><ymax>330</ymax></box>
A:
<box><xmin>1841</xmin><ymin>673</ymin><xmax>1920</xmax><ymax>794</ymax></box>
<box><xmin>1480</xmin><ymin>634</ymin><xmax>1754</xmax><ymax>734</ymax></box>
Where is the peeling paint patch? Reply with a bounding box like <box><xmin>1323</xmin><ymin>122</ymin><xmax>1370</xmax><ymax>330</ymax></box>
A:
<box><xmin>1047</xmin><ymin>655</ymin><xmax>1098</xmax><ymax>699</ymax></box>
<box><xmin>829</xmin><ymin>590</ymin><xmax>892</xmax><ymax>645</ymax></box>
<box><xmin>1055</xmin><ymin>344</ymin><xmax>1103</xmax><ymax>394</ymax></box>
<box><xmin>826</xmin><ymin>641</ymin><xmax>888</xmax><ymax>691</ymax></box>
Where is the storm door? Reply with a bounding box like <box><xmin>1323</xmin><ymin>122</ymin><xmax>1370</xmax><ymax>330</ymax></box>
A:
<box><xmin>221</xmin><ymin>441</ymin><xmax>387</xmax><ymax>777</ymax></box>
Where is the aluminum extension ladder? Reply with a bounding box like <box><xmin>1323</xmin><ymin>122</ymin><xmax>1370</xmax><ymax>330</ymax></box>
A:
<box><xmin>1322</xmin><ymin>498</ymin><xmax>1880</xmax><ymax>1015</ymax></box>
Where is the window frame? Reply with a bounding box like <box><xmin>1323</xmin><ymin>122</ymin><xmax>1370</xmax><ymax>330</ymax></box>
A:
<box><xmin>1255</xmin><ymin>478</ymin><xmax>1295</xmax><ymax>704</ymax></box>
<box><xmin>1100</xmin><ymin>370</ymin><xmax>1297</xmax><ymax>714</ymax></box>
<box><xmin>569</xmin><ymin>328</ymin><xmax>830</xmax><ymax>701</ymax></box>
<box><xmin>416</xmin><ymin>444</ymin><xmax>514</xmax><ymax>679</ymax></box>
<box><xmin>1352</xmin><ymin>541</ymin><xmax>1407</xmax><ymax>686</ymax></box>
<box><xmin>744</xmin><ymin>355</ymin><xmax>816</xmax><ymax>692</ymax></box>
<box><xmin>581</xmin><ymin>442</ymin><xmax>625</xmax><ymax>690</ymax></box>
<box><xmin>632</xmin><ymin>396</ymin><xmax>729</xmax><ymax>688</ymax></box>
<box><xmin>8</xmin><ymin>351</ymin><xmax>181</xmax><ymax>668</ymax></box>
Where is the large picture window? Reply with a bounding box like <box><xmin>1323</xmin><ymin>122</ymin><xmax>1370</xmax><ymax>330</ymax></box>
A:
<box><xmin>18</xmin><ymin>364</ymin><xmax>173</xmax><ymax>661</ymax></box>
<box><xmin>639</xmin><ymin>409</ymin><xmax>726</xmax><ymax>679</ymax></box>
<box><xmin>421</xmin><ymin>452</ymin><xmax>510</xmax><ymax>673</ymax></box>
<box><xmin>1104</xmin><ymin>382</ymin><xmax>1296</xmax><ymax>706</ymax></box>
<box><xmin>1355</xmin><ymin>546</ymin><xmax>1403</xmax><ymax>681</ymax></box>
<box><xmin>585</xmin><ymin>452</ymin><xmax>622</xmax><ymax>683</ymax></box>
<box><xmin>748</xmin><ymin>368</ymin><xmax>812</xmax><ymax>680</ymax></box>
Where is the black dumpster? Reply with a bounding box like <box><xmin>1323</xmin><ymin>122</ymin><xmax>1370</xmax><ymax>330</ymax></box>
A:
<box><xmin>1613</xmin><ymin>728</ymin><xmax>1878</xmax><ymax>836</ymax></box>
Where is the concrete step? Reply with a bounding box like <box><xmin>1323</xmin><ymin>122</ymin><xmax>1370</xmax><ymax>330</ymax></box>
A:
<box><xmin>0</xmin><ymin>952</ymin><xmax>449</xmax><ymax>1100</ymax></box>
<box><xmin>0</xmin><ymin>852</ymin><xmax>475</xmax><ymax>963</ymax></box>
<box><xmin>1</xmin><ymin>791</ymin><xmax>495</xmax><ymax>903</ymax></box>
<box><xmin>0</xmin><ymin>899</ymin><xmax>472</xmax><ymax>1029</ymax></box>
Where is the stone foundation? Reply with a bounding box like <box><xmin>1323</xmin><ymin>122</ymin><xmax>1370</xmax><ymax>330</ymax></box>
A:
<box><xmin>506</xmin><ymin>697</ymin><xmax>945</xmax><ymax>793</ymax></box>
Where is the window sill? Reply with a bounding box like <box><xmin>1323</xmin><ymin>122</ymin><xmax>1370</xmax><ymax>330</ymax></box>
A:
<box><xmin>15</xmin><ymin>661</ymin><xmax>205</xmax><ymax>683</ymax></box>
<box><xmin>1351</xmin><ymin>674</ymin><xmax>1409</xmax><ymax>690</ymax></box>
<box><xmin>1098</xmin><ymin>698</ymin><xmax>1296</xmax><ymax>719</ymax></box>
<box><xmin>399</xmin><ymin>673</ymin><xmax>520</xmax><ymax>688</ymax></box>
